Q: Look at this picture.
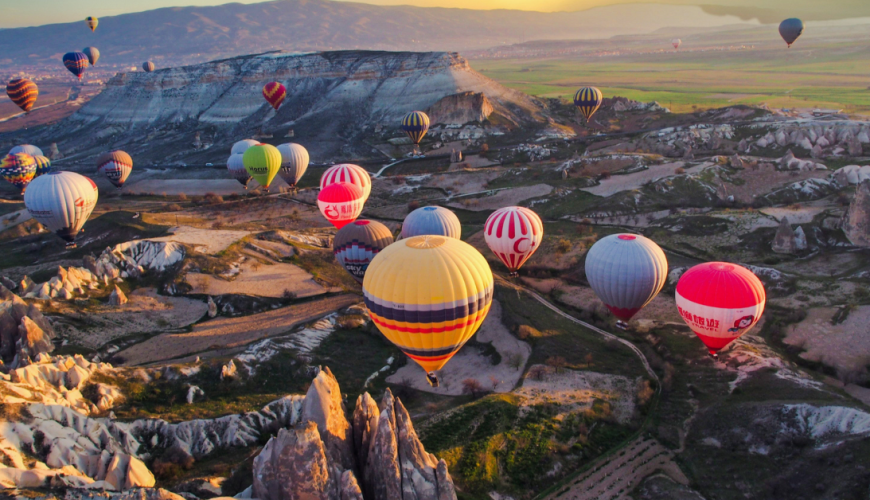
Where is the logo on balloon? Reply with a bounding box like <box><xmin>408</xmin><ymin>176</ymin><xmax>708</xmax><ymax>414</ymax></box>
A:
<box><xmin>324</xmin><ymin>205</ymin><xmax>339</xmax><ymax>219</ymax></box>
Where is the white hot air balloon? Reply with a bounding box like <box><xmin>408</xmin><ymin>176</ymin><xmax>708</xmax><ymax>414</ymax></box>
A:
<box><xmin>585</xmin><ymin>233</ymin><xmax>668</xmax><ymax>328</ymax></box>
<box><xmin>230</xmin><ymin>139</ymin><xmax>259</xmax><ymax>156</ymax></box>
<box><xmin>320</xmin><ymin>163</ymin><xmax>371</xmax><ymax>200</ymax></box>
<box><xmin>484</xmin><ymin>206</ymin><xmax>544</xmax><ymax>277</ymax></box>
<box><xmin>671</xmin><ymin>38</ymin><xmax>682</xmax><ymax>50</ymax></box>
<box><xmin>227</xmin><ymin>154</ymin><xmax>251</xmax><ymax>187</ymax></box>
<box><xmin>24</xmin><ymin>171</ymin><xmax>98</xmax><ymax>248</ymax></box>
<box><xmin>277</xmin><ymin>143</ymin><xmax>309</xmax><ymax>188</ymax></box>
<box><xmin>9</xmin><ymin>144</ymin><xmax>43</xmax><ymax>157</ymax></box>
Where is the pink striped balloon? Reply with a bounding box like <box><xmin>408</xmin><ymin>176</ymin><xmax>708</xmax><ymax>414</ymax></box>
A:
<box><xmin>320</xmin><ymin>164</ymin><xmax>371</xmax><ymax>200</ymax></box>
<box><xmin>484</xmin><ymin>206</ymin><xmax>544</xmax><ymax>276</ymax></box>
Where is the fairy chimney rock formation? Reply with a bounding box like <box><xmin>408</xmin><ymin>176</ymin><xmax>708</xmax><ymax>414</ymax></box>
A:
<box><xmin>252</xmin><ymin>369</ymin><xmax>457</xmax><ymax>500</ymax></box>
<box><xmin>772</xmin><ymin>217</ymin><xmax>798</xmax><ymax>254</ymax></box>
<box><xmin>844</xmin><ymin>180</ymin><xmax>870</xmax><ymax>247</ymax></box>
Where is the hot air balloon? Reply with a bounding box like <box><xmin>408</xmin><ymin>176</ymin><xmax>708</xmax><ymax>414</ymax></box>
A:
<box><xmin>83</xmin><ymin>47</ymin><xmax>100</xmax><ymax>66</ymax></box>
<box><xmin>63</xmin><ymin>52</ymin><xmax>89</xmax><ymax>80</ymax></box>
<box><xmin>227</xmin><ymin>154</ymin><xmax>250</xmax><ymax>188</ymax></box>
<box><xmin>585</xmin><ymin>234</ymin><xmax>667</xmax><ymax>327</ymax></box>
<box><xmin>401</xmin><ymin>206</ymin><xmax>461</xmax><ymax>240</ymax></box>
<box><xmin>85</xmin><ymin>16</ymin><xmax>98</xmax><ymax>32</ymax></box>
<box><xmin>333</xmin><ymin>219</ymin><xmax>394</xmax><ymax>283</ymax></box>
<box><xmin>24</xmin><ymin>171</ymin><xmax>98</xmax><ymax>248</ymax></box>
<box><xmin>243</xmin><ymin>143</ymin><xmax>281</xmax><ymax>190</ymax></box>
<box><xmin>6</xmin><ymin>78</ymin><xmax>38</xmax><ymax>113</ymax></box>
<box><xmin>32</xmin><ymin>155</ymin><xmax>51</xmax><ymax>177</ymax></box>
<box><xmin>672</xmin><ymin>38</ymin><xmax>682</xmax><ymax>50</ymax></box>
<box><xmin>675</xmin><ymin>262</ymin><xmax>766</xmax><ymax>358</ymax></box>
<box><xmin>363</xmin><ymin>234</ymin><xmax>494</xmax><ymax>386</ymax></box>
<box><xmin>263</xmin><ymin>82</ymin><xmax>286</xmax><ymax>111</ymax></box>
<box><xmin>320</xmin><ymin>164</ymin><xmax>371</xmax><ymax>200</ymax></box>
<box><xmin>318</xmin><ymin>182</ymin><xmax>365</xmax><ymax>229</ymax></box>
<box><xmin>401</xmin><ymin>111</ymin><xmax>430</xmax><ymax>146</ymax></box>
<box><xmin>0</xmin><ymin>153</ymin><xmax>37</xmax><ymax>195</ymax></box>
<box><xmin>9</xmin><ymin>145</ymin><xmax>43</xmax><ymax>157</ymax></box>
<box><xmin>484</xmin><ymin>206</ymin><xmax>543</xmax><ymax>277</ymax></box>
<box><xmin>573</xmin><ymin>87</ymin><xmax>603</xmax><ymax>122</ymax></box>
<box><xmin>779</xmin><ymin>18</ymin><xmax>804</xmax><ymax>48</ymax></box>
<box><xmin>97</xmin><ymin>150</ymin><xmax>133</xmax><ymax>188</ymax></box>
<box><xmin>231</xmin><ymin>139</ymin><xmax>259</xmax><ymax>155</ymax></box>
<box><xmin>277</xmin><ymin>143</ymin><xmax>309</xmax><ymax>188</ymax></box>
<box><xmin>142</xmin><ymin>61</ymin><xmax>155</xmax><ymax>72</ymax></box>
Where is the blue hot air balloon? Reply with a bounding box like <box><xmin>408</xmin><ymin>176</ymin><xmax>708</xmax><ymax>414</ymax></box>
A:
<box><xmin>401</xmin><ymin>206</ymin><xmax>461</xmax><ymax>240</ymax></box>
<box><xmin>63</xmin><ymin>52</ymin><xmax>89</xmax><ymax>80</ymax></box>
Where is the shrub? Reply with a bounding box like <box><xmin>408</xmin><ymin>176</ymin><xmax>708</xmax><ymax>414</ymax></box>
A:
<box><xmin>166</xmin><ymin>204</ymin><xmax>183</xmax><ymax>211</ymax></box>
<box><xmin>599</xmin><ymin>171</ymin><xmax>611</xmax><ymax>180</ymax></box>
<box><xmin>555</xmin><ymin>238</ymin><xmax>572</xmax><ymax>254</ymax></box>
<box><xmin>177</xmin><ymin>193</ymin><xmax>188</xmax><ymax>201</ymax></box>
<box><xmin>674</xmin><ymin>167</ymin><xmax>686</xmax><ymax>174</ymax></box>
<box><xmin>282</xmin><ymin>289</ymin><xmax>297</xmax><ymax>300</ymax></box>
<box><xmin>408</xmin><ymin>200</ymin><xmax>420</xmax><ymax>211</ymax></box>
<box><xmin>516</xmin><ymin>325</ymin><xmax>540</xmax><ymax>339</ymax></box>
<box><xmin>204</xmin><ymin>192</ymin><xmax>224</xmax><ymax>204</ymax></box>
<box><xmin>545</xmin><ymin>356</ymin><xmax>567</xmax><ymax>369</ymax></box>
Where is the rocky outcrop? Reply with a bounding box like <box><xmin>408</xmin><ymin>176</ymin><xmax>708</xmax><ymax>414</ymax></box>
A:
<box><xmin>0</xmin><ymin>286</ymin><xmax>55</xmax><ymax>367</ymax></box>
<box><xmin>772</xmin><ymin>217</ymin><xmax>798</xmax><ymax>254</ymax></box>
<box><xmin>833</xmin><ymin>165</ymin><xmax>870</xmax><ymax>186</ymax></box>
<box><xmin>253</xmin><ymin>369</ymin><xmax>456</xmax><ymax>500</ymax></box>
<box><xmin>207</xmin><ymin>296</ymin><xmax>218</xmax><ymax>318</ymax></box>
<box><xmin>426</xmin><ymin>91</ymin><xmax>493</xmax><ymax>125</ymax></box>
<box><xmin>109</xmin><ymin>286</ymin><xmax>128</xmax><ymax>306</ymax></box>
<box><xmin>52</xmin><ymin>51</ymin><xmax>543</xmax><ymax>163</ymax></box>
<box><xmin>843</xmin><ymin>180</ymin><xmax>870</xmax><ymax>247</ymax></box>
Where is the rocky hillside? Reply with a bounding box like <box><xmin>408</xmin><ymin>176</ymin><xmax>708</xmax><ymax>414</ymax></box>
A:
<box><xmin>33</xmin><ymin>50</ymin><xmax>545</xmax><ymax>165</ymax></box>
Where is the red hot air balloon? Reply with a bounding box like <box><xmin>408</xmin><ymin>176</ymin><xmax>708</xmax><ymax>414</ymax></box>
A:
<box><xmin>262</xmin><ymin>82</ymin><xmax>286</xmax><ymax>111</ymax></box>
<box><xmin>484</xmin><ymin>206</ymin><xmax>544</xmax><ymax>277</ymax></box>
<box><xmin>317</xmin><ymin>182</ymin><xmax>365</xmax><ymax>229</ymax></box>
<box><xmin>675</xmin><ymin>262</ymin><xmax>766</xmax><ymax>358</ymax></box>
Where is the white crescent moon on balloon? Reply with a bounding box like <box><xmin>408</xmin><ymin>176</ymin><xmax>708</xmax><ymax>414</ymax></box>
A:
<box><xmin>514</xmin><ymin>238</ymin><xmax>530</xmax><ymax>253</ymax></box>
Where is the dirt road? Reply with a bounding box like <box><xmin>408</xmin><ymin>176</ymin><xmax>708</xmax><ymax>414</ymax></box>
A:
<box><xmin>116</xmin><ymin>294</ymin><xmax>359</xmax><ymax>366</ymax></box>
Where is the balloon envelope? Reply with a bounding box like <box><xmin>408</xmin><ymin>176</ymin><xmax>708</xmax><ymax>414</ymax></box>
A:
<box><xmin>672</xmin><ymin>38</ymin><xmax>681</xmax><ymax>49</ymax></box>
<box><xmin>320</xmin><ymin>164</ymin><xmax>371</xmax><ymax>200</ymax></box>
<box><xmin>9</xmin><ymin>145</ymin><xmax>43</xmax><ymax>157</ymax></box>
<box><xmin>263</xmin><ymin>82</ymin><xmax>286</xmax><ymax>111</ymax></box>
<box><xmin>0</xmin><ymin>153</ymin><xmax>36</xmax><ymax>194</ymax></box>
<box><xmin>142</xmin><ymin>61</ymin><xmax>155</xmax><ymax>72</ymax></box>
<box><xmin>227</xmin><ymin>154</ymin><xmax>251</xmax><ymax>187</ymax></box>
<box><xmin>585</xmin><ymin>234</ymin><xmax>667</xmax><ymax>320</ymax></box>
<box><xmin>317</xmin><ymin>182</ymin><xmax>365</xmax><ymax>229</ymax></box>
<box><xmin>83</xmin><ymin>47</ymin><xmax>100</xmax><ymax>66</ymax></box>
<box><xmin>401</xmin><ymin>206</ymin><xmax>461</xmax><ymax>239</ymax></box>
<box><xmin>573</xmin><ymin>87</ymin><xmax>603</xmax><ymax>121</ymax></box>
<box><xmin>32</xmin><ymin>156</ymin><xmax>51</xmax><ymax>177</ymax></box>
<box><xmin>231</xmin><ymin>139</ymin><xmax>259</xmax><ymax>155</ymax></box>
<box><xmin>779</xmin><ymin>18</ymin><xmax>804</xmax><ymax>47</ymax></box>
<box><xmin>675</xmin><ymin>262</ymin><xmax>766</xmax><ymax>356</ymax></box>
<box><xmin>333</xmin><ymin>219</ymin><xmax>394</xmax><ymax>283</ymax></box>
<box><xmin>85</xmin><ymin>17</ymin><xmax>98</xmax><ymax>32</ymax></box>
<box><xmin>277</xmin><ymin>143</ymin><xmax>309</xmax><ymax>187</ymax></box>
<box><xmin>484</xmin><ymin>206</ymin><xmax>543</xmax><ymax>274</ymax></box>
<box><xmin>63</xmin><ymin>52</ymin><xmax>89</xmax><ymax>79</ymax></box>
<box><xmin>363</xmin><ymin>235</ymin><xmax>494</xmax><ymax>381</ymax></box>
<box><xmin>97</xmin><ymin>151</ymin><xmax>133</xmax><ymax>188</ymax></box>
<box><xmin>6</xmin><ymin>79</ymin><xmax>38</xmax><ymax>112</ymax></box>
<box><xmin>243</xmin><ymin>144</ymin><xmax>281</xmax><ymax>189</ymax></box>
<box><xmin>401</xmin><ymin>111</ymin><xmax>430</xmax><ymax>145</ymax></box>
<box><xmin>24</xmin><ymin>171</ymin><xmax>98</xmax><ymax>246</ymax></box>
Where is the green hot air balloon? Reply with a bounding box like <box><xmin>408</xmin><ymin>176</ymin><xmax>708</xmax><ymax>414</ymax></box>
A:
<box><xmin>243</xmin><ymin>143</ymin><xmax>281</xmax><ymax>190</ymax></box>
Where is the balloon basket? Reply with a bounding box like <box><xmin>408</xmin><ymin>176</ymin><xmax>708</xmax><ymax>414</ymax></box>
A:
<box><xmin>426</xmin><ymin>372</ymin><xmax>439</xmax><ymax>387</ymax></box>
<box><xmin>65</xmin><ymin>242</ymin><xmax>78</xmax><ymax>249</ymax></box>
<box><xmin>509</xmin><ymin>272</ymin><xmax>519</xmax><ymax>278</ymax></box>
<box><xmin>615</xmin><ymin>320</ymin><xmax>628</xmax><ymax>330</ymax></box>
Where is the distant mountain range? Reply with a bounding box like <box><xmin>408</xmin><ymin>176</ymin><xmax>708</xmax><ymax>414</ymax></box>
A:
<box><xmin>0</xmin><ymin>0</ymin><xmax>755</xmax><ymax>71</ymax></box>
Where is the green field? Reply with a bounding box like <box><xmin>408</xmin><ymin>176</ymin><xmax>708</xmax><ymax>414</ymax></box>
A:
<box><xmin>470</xmin><ymin>32</ymin><xmax>870</xmax><ymax>114</ymax></box>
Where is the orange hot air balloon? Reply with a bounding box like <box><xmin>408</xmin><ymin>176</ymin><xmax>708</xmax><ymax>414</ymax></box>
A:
<box><xmin>263</xmin><ymin>82</ymin><xmax>286</xmax><ymax>111</ymax></box>
<box><xmin>6</xmin><ymin>79</ymin><xmax>38</xmax><ymax>113</ymax></box>
<box><xmin>317</xmin><ymin>182</ymin><xmax>365</xmax><ymax>229</ymax></box>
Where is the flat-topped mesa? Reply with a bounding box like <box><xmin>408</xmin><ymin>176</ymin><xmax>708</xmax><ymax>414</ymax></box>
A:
<box><xmin>61</xmin><ymin>50</ymin><xmax>543</xmax><ymax>161</ymax></box>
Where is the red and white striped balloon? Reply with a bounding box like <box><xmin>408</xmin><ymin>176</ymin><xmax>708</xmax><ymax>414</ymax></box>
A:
<box><xmin>484</xmin><ymin>206</ymin><xmax>543</xmax><ymax>276</ymax></box>
<box><xmin>317</xmin><ymin>182</ymin><xmax>365</xmax><ymax>229</ymax></box>
<box><xmin>320</xmin><ymin>164</ymin><xmax>371</xmax><ymax>200</ymax></box>
<box><xmin>675</xmin><ymin>262</ymin><xmax>766</xmax><ymax>357</ymax></box>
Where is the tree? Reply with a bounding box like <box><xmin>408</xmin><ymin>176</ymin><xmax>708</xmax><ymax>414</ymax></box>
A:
<box><xmin>584</xmin><ymin>353</ymin><xmax>593</xmax><ymax>368</ymax></box>
<box><xmin>462</xmin><ymin>378</ymin><xmax>485</xmax><ymax>399</ymax></box>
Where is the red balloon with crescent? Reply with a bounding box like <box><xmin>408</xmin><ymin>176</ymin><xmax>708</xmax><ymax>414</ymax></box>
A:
<box><xmin>675</xmin><ymin>262</ymin><xmax>766</xmax><ymax>358</ymax></box>
<box><xmin>263</xmin><ymin>82</ymin><xmax>286</xmax><ymax>111</ymax></box>
<box><xmin>483</xmin><ymin>206</ymin><xmax>544</xmax><ymax>276</ymax></box>
<box><xmin>317</xmin><ymin>182</ymin><xmax>365</xmax><ymax>229</ymax></box>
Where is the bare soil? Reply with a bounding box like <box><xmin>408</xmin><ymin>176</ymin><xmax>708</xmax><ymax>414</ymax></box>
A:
<box><xmin>185</xmin><ymin>259</ymin><xmax>324</xmax><ymax>298</ymax></box>
<box><xmin>115</xmin><ymin>294</ymin><xmax>359</xmax><ymax>365</ymax></box>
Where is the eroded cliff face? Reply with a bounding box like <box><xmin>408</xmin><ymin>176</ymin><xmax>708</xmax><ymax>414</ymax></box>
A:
<box><xmin>55</xmin><ymin>50</ymin><xmax>543</xmax><ymax>162</ymax></box>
